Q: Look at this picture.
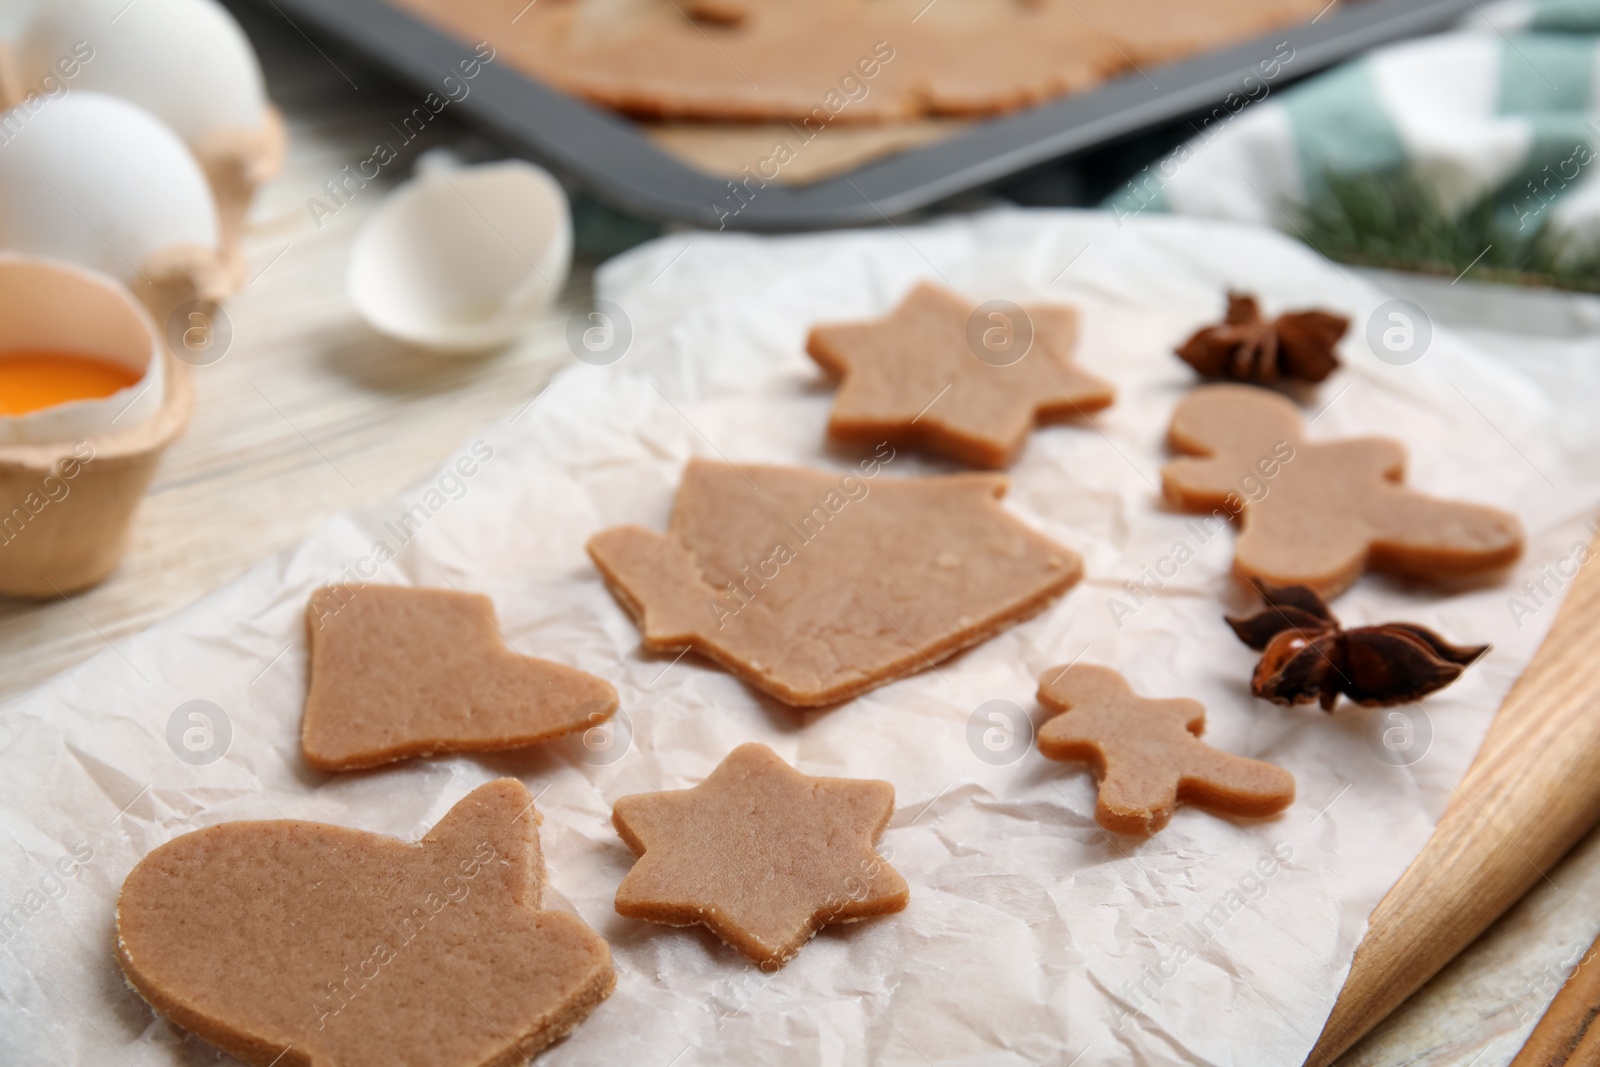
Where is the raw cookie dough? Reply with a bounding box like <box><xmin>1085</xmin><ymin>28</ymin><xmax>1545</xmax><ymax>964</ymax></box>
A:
<box><xmin>115</xmin><ymin>779</ymin><xmax>615</xmax><ymax>1067</ymax></box>
<box><xmin>1038</xmin><ymin>663</ymin><xmax>1296</xmax><ymax>835</ymax></box>
<box><xmin>807</xmin><ymin>281</ymin><xmax>1114</xmax><ymax>468</ymax></box>
<box><xmin>392</xmin><ymin>0</ymin><xmax>1324</xmax><ymax>122</ymax></box>
<box><xmin>611</xmin><ymin>742</ymin><xmax>908</xmax><ymax>967</ymax></box>
<box><xmin>587</xmin><ymin>457</ymin><xmax>1081</xmax><ymax>705</ymax></box>
<box><xmin>302</xmin><ymin>584</ymin><xmax>618</xmax><ymax>770</ymax></box>
<box><xmin>1162</xmin><ymin>384</ymin><xmax>1525</xmax><ymax>598</ymax></box>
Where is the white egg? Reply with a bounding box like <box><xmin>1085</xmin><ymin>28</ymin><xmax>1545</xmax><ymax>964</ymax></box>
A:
<box><xmin>0</xmin><ymin>91</ymin><xmax>219</xmax><ymax>290</ymax></box>
<box><xmin>348</xmin><ymin>160</ymin><xmax>574</xmax><ymax>352</ymax></box>
<box><xmin>13</xmin><ymin>0</ymin><xmax>267</xmax><ymax>144</ymax></box>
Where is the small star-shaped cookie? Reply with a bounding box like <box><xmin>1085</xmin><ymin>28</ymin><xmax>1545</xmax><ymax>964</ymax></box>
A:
<box><xmin>1037</xmin><ymin>664</ymin><xmax>1295</xmax><ymax>835</ymax></box>
<box><xmin>611</xmin><ymin>743</ymin><xmax>908</xmax><ymax>967</ymax></box>
<box><xmin>807</xmin><ymin>281</ymin><xmax>1114</xmax><ymax>467</ymax></box>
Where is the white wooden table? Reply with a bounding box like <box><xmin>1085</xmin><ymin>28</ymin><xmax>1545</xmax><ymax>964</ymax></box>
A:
<box><xmin>0</xmin><ymin>6</ymin><xmax>592</xmax><ymax>698</ymax></box>
<box><xmin>1</xmin><ymin>5</ymin><xmax>1592</xmax><ymax>1063</ymax></box>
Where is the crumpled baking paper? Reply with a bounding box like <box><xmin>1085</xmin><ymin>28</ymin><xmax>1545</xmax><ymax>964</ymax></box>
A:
<box><xmin>4</xmin><ymin>209</ymin><xmax>1599</xmax><ymax>1067</ymax></box>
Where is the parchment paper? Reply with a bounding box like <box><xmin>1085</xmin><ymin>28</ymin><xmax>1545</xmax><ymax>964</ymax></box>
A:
<box><xmin>4</xmin><ymin>210</ymin><xmax>1599</xmax><ymax>1067</ymax></box>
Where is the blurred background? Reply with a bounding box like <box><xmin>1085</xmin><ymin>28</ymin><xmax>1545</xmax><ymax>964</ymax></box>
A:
<box><xmin>12</xmin><ymin>0</ymin><xmax>1600</xmax><ymax>698</ymax></box>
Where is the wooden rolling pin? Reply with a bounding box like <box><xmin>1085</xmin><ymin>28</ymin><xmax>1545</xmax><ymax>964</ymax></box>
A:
<box><xmin>1511</xmin><ymin>927</ymin><xmax>1600</xmax><ymax>1066</ymax></box>
<box><xmin>1307</xmin><ymin>533</ymin><xmax>1600</xmax><ymax>1065</ymax></box>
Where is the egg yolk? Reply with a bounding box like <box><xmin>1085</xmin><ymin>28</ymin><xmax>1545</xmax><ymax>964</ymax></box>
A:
<box><xmin>0</xmin><ymin>351</ymin><xmax>143</xmax><ymax>416</ymax></box>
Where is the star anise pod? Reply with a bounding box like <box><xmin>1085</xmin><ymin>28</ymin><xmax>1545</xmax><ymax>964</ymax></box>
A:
<box><xmin>1176</xmin><ymin>292</ymin><xmax>1349</xmax><ymax>384</ymax></box>
<box><xmin>1225</xmin><ymin>581</ymin><xmax>1488</xmax><ymax>711</ymax></box>
<box><xmin>686</xmin><ymin>0</ymin><xmax>747</xmax><ymax>23</ymax></box>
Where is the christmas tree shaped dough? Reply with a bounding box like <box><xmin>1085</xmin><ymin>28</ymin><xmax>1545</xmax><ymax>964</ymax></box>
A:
<box><xmin>587</xmin><ymin>458</ymin><xmax>1081</xmax><ymax>705</ymax></box>
<box><xmin>1162</xmin><ymin>384</ymin><xmax>1524</xmax><ymax>597</ymax></box>
<box><xmin>1038</xmin><ymin>664</ymin><xmax>1295</xmax><ymax>835</ymax></box>
<box><xmin>116</xmin><ymin>779</ymin><xmax>615</xmax><ymax>1067</ymax></box>
<box><xmin>302</xmin><ymin>585</ymin><xmax>618</xmax><ymax>770</ymax></box>
<box><xmin>807</xmin><ymin>282</ymin><xmax>1114</xmax><ymax>468</ymax></box>
<box><xmin>612</xmin><ymin>743</ymin><xmax>907</xmax><ymax>967</ymax></box>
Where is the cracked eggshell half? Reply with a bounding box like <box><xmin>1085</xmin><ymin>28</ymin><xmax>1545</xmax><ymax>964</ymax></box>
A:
<box><xmin>12</xmin><ymin>0</ymin><xmax>285</xmax><ymax>276</ymax></box>
<box><xmin>0</xmin><ymin>91</ymin><xmax>229</xmax><ymax>323</ymax></box>
<box><xmin>0</xmin><ymin>254</ymin><xmax>165</xmax><ymax>445</ymax></box>
<box><xmin>348</xmin><ymin>160</ymin><xmax>573</xmax><ymax>352</ymax></box>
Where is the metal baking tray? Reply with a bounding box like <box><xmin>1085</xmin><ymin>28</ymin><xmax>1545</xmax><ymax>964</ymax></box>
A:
<box><xmin>249</xmin><ymin>0</ymin><xmax>1472</xmax><ymax>230</ymax></box>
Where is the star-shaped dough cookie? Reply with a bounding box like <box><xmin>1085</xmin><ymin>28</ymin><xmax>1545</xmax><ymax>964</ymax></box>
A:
<box><xmin>807</xmin><ymin>281</ymin><xmax>1114</xmax><ymax>467</ymax></box>
<box><xmin>611</xmin><ymin>743</ymin><xmax>908</xmax><ymax>967</ymax></box>
<box><xmin>1161</xmin><ymin>385</ymin><xmax>1524</xmax><ymax>597</ymax></box>
<box><xmin>1038</xmin><ymin>664</ymin><xmax>1295</xmax><ymax>835</ymax></box>
<box><xmin>587</xmin><ymin>458</ymin><xmax>1081</xmax><ymax>706</ymax></box>
<box><xmin>302</xmin><ymin>585</ymin><xmax>619</xmax><ymax>770</ymax></box>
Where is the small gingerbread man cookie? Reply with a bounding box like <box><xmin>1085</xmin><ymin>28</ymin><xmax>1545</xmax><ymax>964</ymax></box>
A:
<box><xmin>1037</xmin><ymin>664</ymin><xmax>1295</xmax><ymax>835</ymax></box>
<box><xmin>807</xmin><ymin>281</ymin><xmax>1114</xmax><ymax>468</ymax></box>
<box><xmin>1162</xmin><ymin>384</ymin><xmax>1523</xmax><ymax>597</ymax></box>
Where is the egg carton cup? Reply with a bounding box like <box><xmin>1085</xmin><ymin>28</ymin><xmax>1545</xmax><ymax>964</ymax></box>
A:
<box><xmin>0</xmin><ymin>254</ymin><xmax>195</xmax><ymax>598</ymax></box>
<box><xmin>133</xmin><ymin>244</ymin><xmax>235</xmax><ymax>330</ymax></box>
<box><xmin>118</xmin><ymin>105</ymin><xmax>289</xmax><ymax>312</ymax></box>
<box><xmin>0</xmin><ymin>45</ymin><xmax>19</xmax><ymax>108</ymax></box>
<box><xmin>0</xmin><ymin>349</ymin><xmax>194</xmax><ymax>598</ymax></box>
<box><xmin>104</xmin><ymin>105</ymin><xmax>287</xmax><ymax>324</ymax></box>
<box><xmin>192</xmin><ymin>104</ymin><xmax>288</xmax><ymax>292</ymax></box>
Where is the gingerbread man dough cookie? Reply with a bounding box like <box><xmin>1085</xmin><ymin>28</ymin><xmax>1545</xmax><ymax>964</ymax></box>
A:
<box><xmin>1038</xmin><ymin>664</ymin><xmax>1295</xmax><ymax>835</ymax></box>
<box><xmin>807</xmin><ymin>282</ymin><xmax>1114</xmax><ymax>468</ymax></box>
<box><xmin>302</xmin><ymin>585</ymin><xmax>618</xmax><ymax>770</ymax></box>
<box><xmin>612</xmin><ymin>743</ymin><xmax>908</xmax><ymax>967</ymax></box>
<box><xmin>116</xmin><ymin>779</ymin><xmax>615</xmax><ymax>1067</ymax></box>
<box><xmin>587</xmin><ymin>458</ymin><xmax>1081</xmax><ymax>706</ymax></box>
<box><xmin>1162</xmin><ymin>384</ymin><xmax>1524</xmax><ymax>597</ymax></box>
